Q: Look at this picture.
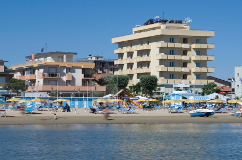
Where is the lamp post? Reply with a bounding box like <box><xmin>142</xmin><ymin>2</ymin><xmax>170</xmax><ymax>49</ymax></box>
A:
<box><xmin>91</xmin><ymin>81</ymin><xmax>94</xmax><ymax>106</ymax></box>
<box><xmin>87</xmin><ymin>81</ymin><xmax>88</xmax><ymax>109</ymax></box>
<box><xmin>71</xmin><ymin>93</ymin><xmax>73</xmax><ymax>110</ymax></box>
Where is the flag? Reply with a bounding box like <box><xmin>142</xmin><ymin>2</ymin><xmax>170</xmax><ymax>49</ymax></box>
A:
<box><xmin>240</xmin><ymin>77</ymin><xmax>242</xmax><ymax>82</ymax></box>
<box><xmin>231</xmin><ymin>77</ymin><xmax>236</xmax><ymax>82</ymax></box>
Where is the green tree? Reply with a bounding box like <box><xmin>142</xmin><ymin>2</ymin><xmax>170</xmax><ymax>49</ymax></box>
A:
<box><xmin>132</xmin><ymin>82</ymin><xmax>142</xmax><ymax>94</ymax></box>
<box><xmin>201</xmin><ymin>82</ymin><xmax>220</xmax><ymax>96</ymax></box>
<box><xmin>3</xmin><ymin>78</ymin><xmax>28</xmax><ymax>93</ymax></box>
<box><xmin>95</xmin><ymin>75</ymin><xmax>113</xmax><ymax>86</ymax></box>
<box><xmin>111</xmin><ymin>75</ymin><xmax>129</xmax><ymax>91</ymax></box>
<box><xmin>4</xmin><ymin>65</ymin><xmax>12</xmax><ymax>73</ymax></box>
<box><xmin>140</xmin><ymin>75</ymin><xmax>158</xmax><ymax>97</ymax></box>
<box><xmin>51</xmin><ymin>89</ymin><xmax>60</xmax><ymax>97</ymax></box>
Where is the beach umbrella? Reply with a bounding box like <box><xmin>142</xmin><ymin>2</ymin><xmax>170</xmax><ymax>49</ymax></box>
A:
<box><xmin>148</xmin><ymin>99</ymin><xmax>158</xmax><ymax>102</ymax></box>
<box><xmin>53</xmin><ymin>99</ymin><xmax>70</xmax><ymax>102</ymax></box>
<box><xmin>227</xmin><ymin>100</ymin><xmax>242</xmax><ymax>103</ymax></box>
<box><xmin>18</xmin><ymin>99</ymin><xmax>32</xmax><ymax>103</ymax></box>
<box><xmin>93</xmin><ymin>99</ymin><xmax>108</xmax><ymax>103</ymax></box>
<box><xmin>207</xmin><ymin>99</ymin><xmax>225</xmax><ymax>103</ymax></box>
<box><xmin>30</xmin><ymin>98</ymin><xmax>45</xmax><ymax>102</ymax></box>
<box><xmin>196</xmin><ymin>99</ymin><xmax>208</xmax><ymax>102</ymax></box>
<box><xmin>107</xmin><ymin>99</ymin><xmax>123</xmax><ymax>102</ymax></box>
<box><xmin>185</xmin><ymin>99</ymin><xmax>200</xmax><ymax>103</ymax></box>
<box><xmin>136</xmin><ymin>99</ymin><xmax>148</xmax><ymax>102</ymax></box>
<box><xmin>7</xmin><ymin>98</ymin><xmax>21</xmax><ymax>102</ymax></box>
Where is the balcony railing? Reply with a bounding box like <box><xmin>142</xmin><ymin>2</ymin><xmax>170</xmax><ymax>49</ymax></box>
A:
<box><xmin>41</xmin><ymin>73</ymin><xmax>60</xmax><ymax>78</ymax></box>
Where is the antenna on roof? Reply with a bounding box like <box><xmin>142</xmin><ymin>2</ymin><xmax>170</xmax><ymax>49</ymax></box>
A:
<box><xmin>45</xmin><ymin>43</ymin><xmax>48</xmax><ymax>52</ymax></box>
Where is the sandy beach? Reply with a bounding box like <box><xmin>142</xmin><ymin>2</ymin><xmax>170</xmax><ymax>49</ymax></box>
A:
<box><xmin>0</xmin><ymin>109</ymin><xmax>241</xmax><ymax>124</ymax></box>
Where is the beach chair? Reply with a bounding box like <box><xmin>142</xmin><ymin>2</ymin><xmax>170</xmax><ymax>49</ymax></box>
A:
<box><xmin>25</xmin><ymin>107</ymin><xmax>35</xmax><ymax>114</ymax></box>
<box><xmin>125</xmin><ymin>109</ymin><xmax>135</xmax><ymax>114</ymax></box>
<box><xmin>215</xmin><ymin>107</ymin><xmax>227</xmax><ymax>113</ymax></box>
<box><xmin>170</xmin><ymin>107</ymin><xmax>183</xmax><ymax>113</ymax></box>
<box><xmin>121</xmin><ymin>108</ymin><xmax>131</xmax><ymax>114</ymax></box>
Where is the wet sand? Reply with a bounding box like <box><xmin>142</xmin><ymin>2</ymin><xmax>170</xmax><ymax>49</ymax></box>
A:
<box><xmin>0</xmin><ymin>109</ymin><xmax>241</xmax><ymax>124</ymax></box>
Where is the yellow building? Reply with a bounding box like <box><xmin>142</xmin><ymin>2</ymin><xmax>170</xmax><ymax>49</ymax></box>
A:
<box><xmin>112</xmin><ymin>18</ymin><xmax>215</xmax><ymax>94</ymax></box>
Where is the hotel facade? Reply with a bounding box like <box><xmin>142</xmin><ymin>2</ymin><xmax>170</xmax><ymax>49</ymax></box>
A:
<box><xmin>10</xmin><ymin>51</ymin><xmax>105</xmax><ymax>96</ymax></box>
<box><xmin>112</xmin><ymin>19</ymin><xmax>215</xmax><ymax>94</ymax></box>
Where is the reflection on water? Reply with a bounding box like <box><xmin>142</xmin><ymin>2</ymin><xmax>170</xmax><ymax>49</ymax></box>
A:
<box><xmin>0</xmin><ymin>123</ymin><xmax>242</xmax><ymax>159</ymax></box>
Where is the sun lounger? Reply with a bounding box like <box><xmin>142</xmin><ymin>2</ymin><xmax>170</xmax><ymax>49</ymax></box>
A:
<box><xmin>25</xmin><ymin>108</ymin><xmax>35</xmax><ymax>114</ymax></box>
<box><xmin>0</xmin><ymin>110</ymin><xmax>6</xmax><ymax>117</ymax></box>
<box><xmin>215</xmin><ymin>107</ymin><xmax>227</xmax><ymax>113</ymax></box>
<box><xmin>169</xmin><ymin>107</ymin><xmax>183</xmax><ymax>113</ymax></box>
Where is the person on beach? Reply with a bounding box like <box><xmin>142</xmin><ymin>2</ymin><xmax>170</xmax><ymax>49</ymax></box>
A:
<box><xmin>239</xmin><ymin>107</ymin><xmax>242</xmax><ymax>118</ymax></box>
<box><xmin>54</xmin><ymin>114</ymin><xmax>57</xmax><ymax>120</ymax></box>
<box><xmin>103</xmin><ymin>106</ymin><xmax>109</xmax><ymax>120</ymax></box>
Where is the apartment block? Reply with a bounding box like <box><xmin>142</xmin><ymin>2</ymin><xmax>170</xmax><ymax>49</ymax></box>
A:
<box><xmin>112</xmin><ymin>18</ymin><xmax>215</xmax><ymax>94</ymax></box>
<box><xmin>75</xmin><ymin>55</ymin><xmax>117</xmax><ymax>80</ymax></box>
<box><xmin>0</xmin><ymin>60</ymin><xmax>13</xmax><ymax>96</ymax></box>
<box><xmin>10</xmin><ymin>51</ymin><xmax>105</xmax><ymax>96</ymax></box>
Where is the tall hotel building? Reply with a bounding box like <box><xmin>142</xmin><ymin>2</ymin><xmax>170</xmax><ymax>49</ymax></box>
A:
<box><xmin>112</xmin><ymin>18</ymin><xmax>215</xmax><ymax>94</ymax></box>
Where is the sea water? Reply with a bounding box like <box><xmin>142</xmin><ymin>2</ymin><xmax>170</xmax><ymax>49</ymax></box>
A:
<box><xmin>0</xmin><ymin>123</ymin><xmax>242</xmax><ymax>160</ymax></box>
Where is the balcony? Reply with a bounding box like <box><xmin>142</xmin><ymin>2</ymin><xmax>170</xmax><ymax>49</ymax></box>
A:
<box><xmin>114</xmin><ymin>70</ymin><xmax>125</xmax><ymax>75</ymax></box>
<box><xmin>125</xmin><ymin>58</ymin><xmax>135</xmax><ymax>63</ymax></box>
<box><xmin>156</xmin><ymin>54</ymin><xmax>167</xmax><ymax>60</ymax></box>
<box><xmin>207</xmin><ymin>56</ymin><xmax>215</xmax><ymax>61</ymax></box>
<box><xmin>182</xmin><ymin>44</ymin><xmax>190</xmax><ymax>48</ymax></box>
<box><xmin>156</xmin><ymin>42</ymin><xmax>167</xmax><ymax>48</ymax></box>
<box><xmin>25</xmin><ymin>74</ymin><xmax>36</xmax><ymax>80</ymax></box>
<box><xmin>167</xmin><ymin>79</ymin><xmax>183</xmax><ymax>84</ymax></box>
<box><xmin>136</xmin><ymin>56</ymin><xmax>151</xmax><ymax>62</ymax></box>
<box><xmin>207</xmin><ymin>68</ymin><xmax>215</xmax><ymax>73</ymax></box>
<box><xmin>191</xmin><ymin>80</ymin><xmax>210</xmax><ymax>84</ymax></box>
<box><xmin>114</xmin><ymin>48</ymin><xmax>124</xmax><ymax>54</ymax></box>
<box><xmin>66</xmin><ymin>74</ymin><xmax>72</xmax><ymax>81</ymax></box>
<box><xmin>192</xmin><ymin>56</ymin><xmax>213</xmax><ymax>61</ymax></box>
<box><xmin>135</xmin><ymin>45</ymin><xmax>151</xmax><ymax>51</ymax></box>
<box><xmin>156</xmin><ymin>66</ymin><xmax>167</xmax><ymax>71</ymax></box>
<box><xmin>158</xmin><ymin>78</ymin><xmax>168</xmax><ymax>84</ymax></box>
<box><xmin>182</xmin><ymin>56</ymin><xmax>190</xmax><ymax>60</ymax></box>
<box><xmin>167</xmin><ymin>67</ymin><xmax>182</xmax><ymax>72</ymax></box>
<box><xmin>191</xmin><ymin>44</ymin><xmax>215</xmax><ymax>49</ymax></box>
<box><xmin>16</xmin><ymin>75</ymin><xmax>26</xmax><ymax>81</ymax></box>
<box><xmin>41</xmin><ymin>73</ymin><xmax>60</xmax><ymax>78</ymax></box>
<box><xmin>182</xmin><ymin>68</ymin><xmax>190</xmax><ymax>72</ymax></box>
<box><xmin>126</xmin><ymin>70</ymin><xmax>136</xmax><ymax>74</ymax></box>
<box><xmin>192</xmin><ymin>68</ymin><xmax>214</xmax><ymax>72</ymax></box>
<box><xmin>114</xmin><ymin>59</ymin><xmax>125</xmax><ymax>64</ymax></box>
<box><xmin>182</xmin><ymin>79</ymin><xmax>190</xmax><ymax>84</ymax></box>
<box><xmin>136</xmin><ymin>68</ymin><xmax>151</xmax><ymax>73</ymax></box>
<box><xmin>124</xmin><ymin>47</ymin><xmax>134</xmax><ymax>52</ymax></box>
<box><xmin>27</xmin><ymin>85</ymin><xmax>106</xmax><ymax>92</ymax></box>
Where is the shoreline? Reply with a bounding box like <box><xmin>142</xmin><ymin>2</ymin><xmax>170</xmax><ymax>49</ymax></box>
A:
<box><xmin>0</xmin><ymin>115</ymin><xmax>242</xmax><ymax>125</ymax></box>
<box><xmin>0</xmin><ymin>109</ymin><xmax>241</xmax><ymax>125</ymax></box>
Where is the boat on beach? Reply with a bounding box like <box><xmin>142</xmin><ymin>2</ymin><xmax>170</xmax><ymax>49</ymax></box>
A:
<box><xmin>189</xmin><ymin>109</ymin><xmax>215</xmax><ymax>117</ymax></box>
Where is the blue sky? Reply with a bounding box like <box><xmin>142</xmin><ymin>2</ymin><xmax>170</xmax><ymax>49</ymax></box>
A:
<box><xmin>0</xmin><ymin>0</ymin><xmax>241</xmax><ymax>80</ymax></box>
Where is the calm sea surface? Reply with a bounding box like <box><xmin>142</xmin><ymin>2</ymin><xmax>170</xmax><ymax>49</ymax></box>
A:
<box><xmin>0</xmin><ymin>123</ymin><xmax>242</xmax><ymax>160</ymax></box>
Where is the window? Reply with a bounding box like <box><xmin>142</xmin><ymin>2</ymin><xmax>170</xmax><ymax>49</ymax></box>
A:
<box><xmin>183</xmin><ymin>62</ymin><xmax>187</xmax><ymax>67</ymax></box>
<box><xmin>48</xmin><ymin>67</ymin><xmax>57</xmax><ymax>73</ymax></box>
<box><xmin>196</xmin><ymin>51</ymin><xmax>201</xmax><ymax>55</ymax></box>
<box><xmin>147</xmin><ymin>41</ymin><xmax>149</xmax><ymax>45</ymax></box>
<box><xmin>196</xmin><ymin>74</ymin><xmax>201</xmax><ymax>79</ymax></box>
<box><xmin>66</xmin><ymin>68</ymin><xmax>71</xmax><ymax>73</ymax></box>
<box><xmin>130</xmin><ymin>43</ymin><xmax>132</xmax><ymax>47</ymax></box>
<box><xmin>183</xmin><ymin>38</ymin><xmax>188</xmax><ymax>43</ymax></box>
<box><xmin>170</xmin><ymin>38</ymin><xmax>174</xmax><ymax>43</ymax></box>
<box><xmin>196</xmin><ymin>62</ymin><xmax>200</xmax><ymax>67</ymax></box>
<box><xmin>170</xmin><ymin>62</ymin><xmax>174</xmax><ymax>67</ymax></box>
<box><xmin>183</xmin><ymin>50</ymin><xmax>187</xmax><ymax>55</ymax></box>
<box><xmin>237</xmin><ymin>73</ymin><xmax>239</xmax><ymax>77</ymax></box>
<box><xmin>48</xmin><ymin>80</ymin><xmax>57</xmax><ymax>85</ymax></box>
<box><xmin>170</xmin><ymin>50</ymin><xmax>174</xmax><ymax>55</ymax></box>
<box><xmin>237</xmin><ymin>85</ymin><xmax>239</xmax><ymax>89</ymax></box>
<box><xmin>170</xmin><ymin>74</ymin><xmax>174</xmax><ymax>79</ymax></box>
<box><xmin>196</xmin><ymin>39</ymin><xmax>200</xmax><ymax>44</ymax></box>
<box><xmin>183</xmin><ymin>74</ymin><xmax>187</xmax><ymax>79</ymax></box>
